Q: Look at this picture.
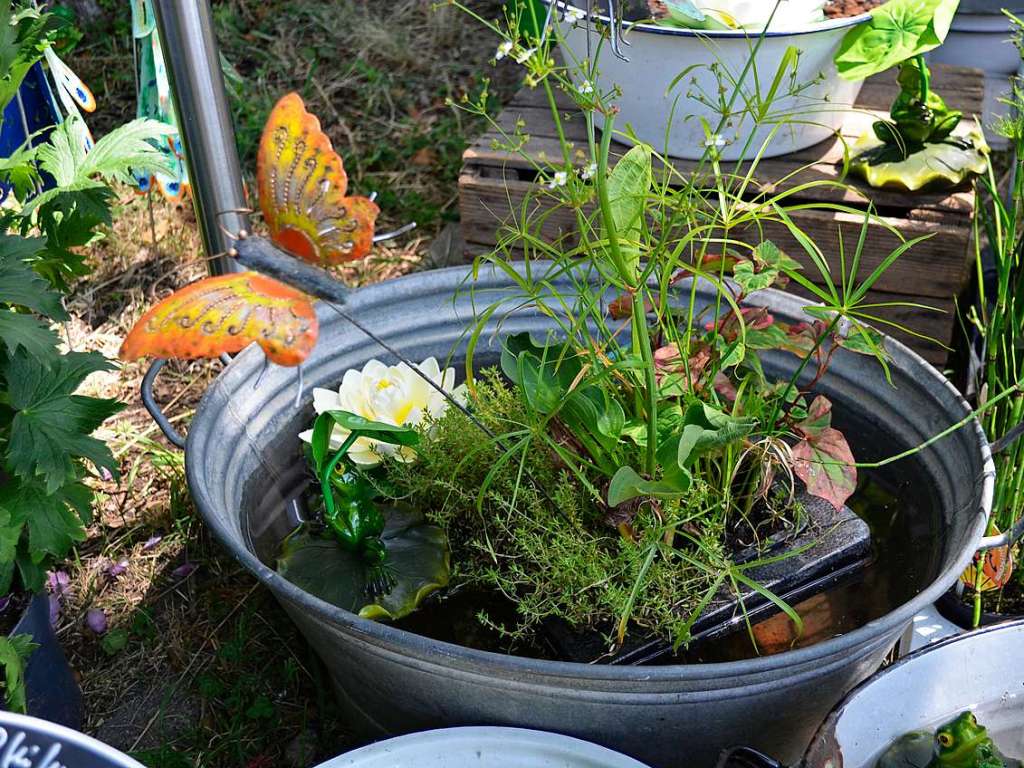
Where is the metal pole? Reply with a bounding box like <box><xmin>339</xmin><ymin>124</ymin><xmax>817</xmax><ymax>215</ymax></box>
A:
<box><xmin>151</xmin><ymin>0</ymin><xmax>247</xmax><ymax>275</ymax></box>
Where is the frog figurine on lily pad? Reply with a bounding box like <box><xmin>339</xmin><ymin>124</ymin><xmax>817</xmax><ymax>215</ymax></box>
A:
<box><xmin>277</xmin><ymin>408</ymin><xmax>451</xmax><ymax>620</ymax></box>
<box><xmin>835</xmin><ymin>0</ymin><xmax>988</xmax><ymax>191</ymax></box>
<box><xmin>877</xmin><ymin>712</ymin><xmax>1021</xmax><ymax>768</ymax></box>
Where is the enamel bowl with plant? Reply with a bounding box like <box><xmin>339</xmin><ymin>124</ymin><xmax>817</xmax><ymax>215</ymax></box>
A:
<box><xmin>539</xmin><ymin>0</ymin><xmax>966</xmax><ymax>161</ymax></box>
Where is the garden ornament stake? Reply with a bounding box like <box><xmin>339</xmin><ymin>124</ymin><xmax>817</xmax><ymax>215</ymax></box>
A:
<box><xmin>151</xmin><ymin>0</ymin><xmax>247</xmax><ymax>275</ymax></box>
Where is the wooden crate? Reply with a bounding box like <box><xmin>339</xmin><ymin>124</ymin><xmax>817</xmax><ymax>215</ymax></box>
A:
<box><xmin>458</xmin><ymin>65</ymin><xmax>985</xmax><ymax>366</ymax></box>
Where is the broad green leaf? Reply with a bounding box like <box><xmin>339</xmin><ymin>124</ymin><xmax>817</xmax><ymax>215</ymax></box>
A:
<box><xmin>732</xmin><ymin>260</ymin><xmax>777</xmax><ymax>293</ymax></box>
<box><xmin>0</xmin><ymin>477</ymin><xmax>90</xmax><ymax>558</ymax></box>
<box><xmin>0</xmin><ymin>251</ymin><xmax>67</xmax><ymax>318</ymax></box>
<box><xmin>838</xmin><ymin>323</ymin><xmax>890</xmax><ymax>360</ymax></box>
<box><xmin>605</xmin><ymin>145</ymin><xmax>652</xmax><ymax>271</ymax></box>
<box><xmin>4</xmin><ymin>351</ymin><xmax>123</xmax><ymax>491</ymax></box>
<box><xmin>754</xmin><ymin>241</ymin><xmax>802</xmax><ymax>273</ymax></box>
<box><xmin>23</xmin><ymin>117</ymin><xmax>173</xmax><ymax>216</ymax></box>
<box><xmin>835</xmin><ymin>0</ymin><xmax>961</xmax><ymax>81</ymax></box>
<box><xmin>608</xmin><ymin>465</ymin><xmax>691</xmax><ymax>507</ymax></box>
<box><xmin>0</xmin><ymin>233</ymin><xmax>46</xmax><ymax>263</ymax></box>
<box><xmin>0</xmin><ymin>312</ymin><xmax>60</xmax><ymax>359</ymax></box>
<box><xmin>675</xmin><ymin>403</ymin><xmax>756</xmax><ymax>466</ymax></box>
<box><xmin>325</xmin><ymin>410</ymin><xmax>420</xmax><ymax>447</ymax></box>
<box><xmin>278</xmin><ymin>506</ymin><xmax>449</xmax><ymax>621</ymax></box>
<box><xmin>0</xmin><ymin>507</ymin><xmax>22</xmax><ymax>596</ymax></box>
<box><xmin>0</xmin><ymin>634</ymin><xmax>37</xmax><ymax>714</ymax></box>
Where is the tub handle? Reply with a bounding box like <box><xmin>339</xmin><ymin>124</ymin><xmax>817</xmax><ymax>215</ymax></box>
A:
<box><xmin>716</xmin><ymin>747</ymin><xmax>786</xmax><ymax>768</ymax></box>
<box><xmin>141</xmin><ymin>359</ymin><xmax>187</xmax><ymax>449</ymax></box>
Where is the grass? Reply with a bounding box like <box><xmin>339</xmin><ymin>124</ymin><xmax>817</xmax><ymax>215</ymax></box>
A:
<box><xmin>79</xmin><ymin>0</ymin><xmax>518</xmax><ymax>237</ymax></box>
<box><xmin>54</xmin><ymin>0</ymin><xmax>520</xmax><ymax>765</ymax></box>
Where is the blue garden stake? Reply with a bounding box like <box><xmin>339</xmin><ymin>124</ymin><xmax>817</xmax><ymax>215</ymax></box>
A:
<box><xmin>132</xmin><ymin>0</ymin><xmax>189</xmax><ymax>201</ymax></box>
<box><xmin>0</xmin><ymin>40</ymin><xmax>96</xmax><ymax>202</ymax></box>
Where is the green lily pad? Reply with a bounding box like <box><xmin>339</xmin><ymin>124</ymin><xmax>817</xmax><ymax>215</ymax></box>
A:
<box><xmin>278</xmin><ymin>506</ymin><xmax>450</xmax><ymax>621</ymax></box>
<box><xmin>849</xmin><ymin>127</ymin><xmax>988</xmax><ymax>192</ymax></box>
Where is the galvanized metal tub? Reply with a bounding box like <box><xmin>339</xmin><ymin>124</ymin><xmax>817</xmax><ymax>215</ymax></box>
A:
<box><xmin>182</xmin><ymin>264</ymin><xmax>992</xmax><ymax>768</ymax></box>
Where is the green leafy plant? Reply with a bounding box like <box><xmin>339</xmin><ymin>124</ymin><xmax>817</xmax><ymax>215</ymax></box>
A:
<box><xmin>0</xmin><ymin>1</ymin><xmax>169</xmax><ymax>620</ymax></box>
<box><xmin>0</xmin><ymin>634</ymin><xmax>36</xmax><ymax>712</ymax></box>
<box><xmin>279</xmin><ymin>1</ymin><xmax>956</xmax><ymax>652</ymax></box>
<box><xmin>961</xmin><ymin>13</ymin><xmax>1024</xmax><ymax>623</ymax></box>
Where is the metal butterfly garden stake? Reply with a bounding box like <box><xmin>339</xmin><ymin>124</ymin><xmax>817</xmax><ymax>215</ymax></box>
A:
<box><xmin>120</xmin><ymin>92</ymin><xmax>453</xmax><ymax>619</ymax></box>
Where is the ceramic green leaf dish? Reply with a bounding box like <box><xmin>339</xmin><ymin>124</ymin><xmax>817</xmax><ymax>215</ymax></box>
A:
<box><xmin>849</xmin><ymin>127</ymin><xmax>989</xmax><ymax>192</ymax></box>
<box><xmin>278</xmin><ymin>505</ymin><xmax>450</xmax><ymax>620</ymax></box>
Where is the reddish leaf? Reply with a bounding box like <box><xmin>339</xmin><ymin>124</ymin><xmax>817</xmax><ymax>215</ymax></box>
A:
<box><xmin>792</xmin><ymin>396</ymin><xmax>856</xmax><ymax>510</ymax></box>
<box><xmin>795</xmin><ymin>395</ymin><xmax>833</xmax><ymax>439</ymax></box>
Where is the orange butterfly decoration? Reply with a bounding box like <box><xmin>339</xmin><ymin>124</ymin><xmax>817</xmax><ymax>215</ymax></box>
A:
<box><xmin>960</xmin><ymin>534</ymin><xmax>1015</xmax><ymax>592</ymax></box>
<box><xmin>120</xmin><ymin>93</ymin><xmax>380</xmax><ymax>368</ymax></box>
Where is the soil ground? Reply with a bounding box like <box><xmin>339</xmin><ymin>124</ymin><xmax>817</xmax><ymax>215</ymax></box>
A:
<box><xmin>48</xmin><ymin>1</ymin><xmax>518</xmax><ymax>765</ymax></box>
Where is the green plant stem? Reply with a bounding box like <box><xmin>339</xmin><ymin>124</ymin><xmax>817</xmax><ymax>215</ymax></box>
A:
<box><xmin>855</xmin><ymin>384</ymin><xmax>1022</xmax><ymax>469</ymax></box>
<box><xmin>916</xmin><ymin>54</ymin><xmax>930</xmax><ymax>104</ymax></box>
<box><xmin>593</xmin><ymin>113</ymin><xmax>658</xmax><ymax>474</ymax></box>
<box><xmin>764</xmin><ymin>314</ymin><xmax>841</xmax><ymax>432</ymax></box>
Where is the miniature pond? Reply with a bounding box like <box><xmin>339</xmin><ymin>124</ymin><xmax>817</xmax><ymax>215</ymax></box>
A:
<box><xmin>240</xmin><ymin>394</ymin><xmax>943</xmax><ymax>665</ymax></box>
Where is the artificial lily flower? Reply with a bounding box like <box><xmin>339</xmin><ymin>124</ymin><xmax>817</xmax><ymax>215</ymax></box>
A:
<box><xmin>299</xmin><ymin>357</ymin><xmax>465</xmax><ymax>467</ymax></box>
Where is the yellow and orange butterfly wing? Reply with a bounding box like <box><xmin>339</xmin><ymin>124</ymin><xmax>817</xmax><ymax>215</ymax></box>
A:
<box><xmin>960</xmin><ymin>540</ymin><xmax>1015</xmax><ymax>592</ymax></box>
<box><xmin>257</xmin><ymin>93</ymin><xmax>379</xmax><ymax>265</ymax></box>
<box><xmin>119</xmin><ymin>272</ymin><xmax>318</xmax><ymax>367</ymax></box>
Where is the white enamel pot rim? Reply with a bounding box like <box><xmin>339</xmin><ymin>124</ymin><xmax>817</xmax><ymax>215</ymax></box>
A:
<box><xmin>317</xmin><ymin>727</ymin><xmax>652</xmax><ymax>767</ymax></box>
<box><xmin>544</xmin><ymin>1</ymin><xmax>872</xmax><ymax>38</ymax></box>
<box><xmin>804</xmin><ymin>619</ymin><xmax>1024</xmax><ymax>768</ymax></box>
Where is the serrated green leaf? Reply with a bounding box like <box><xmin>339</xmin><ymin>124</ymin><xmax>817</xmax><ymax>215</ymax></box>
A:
<box><xmin>4</xmin><ymin>351</ymin><xmax>123</xmax><ymax>491</ymax></box>
<box><xmin>0</xmin><ymin>252</ymin><xmax>67</xmax><ymax>318</ymax></box>
<box><xmin>0</xmin><ymin>477</ymin><xmax>89</xmax><ymax>559</ymax></box>
<box><xmin>0</xmin><ymin>312</ymin><xmax>60</xmax><ymax>359</ymax></box>
<box><xmin>24</xmin><ymin>117</ymin><xmax>172</xmax><ymax>215</ymax></box>
<box><xmin>0</xmin><ymin>507</ymin><xmax>23</xmax><ymax>596</ymax></box>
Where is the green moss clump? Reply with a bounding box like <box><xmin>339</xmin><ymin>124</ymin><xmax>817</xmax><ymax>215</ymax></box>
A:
<box><xmin>381</xmin><ymin>370</ymin><xmax>728</xmax><ymax>649</ymax></box>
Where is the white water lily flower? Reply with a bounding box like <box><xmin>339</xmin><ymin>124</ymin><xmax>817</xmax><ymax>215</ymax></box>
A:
<box><xmin>495</xmin><ymin>41</ymin><xmax>514</xmax><ymax>60</ymax></box>
<box><xmin>671</xmin><ymin>0</ymin><xmax>826</xmax><ymax>31</ymax></box>
<box><xmin>299</xmin><ymin>357</ymin><xmax>465</xmax><ymax>467</ymax></box>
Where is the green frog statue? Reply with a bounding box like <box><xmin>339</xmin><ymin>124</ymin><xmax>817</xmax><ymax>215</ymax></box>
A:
<box><xmin>877</xmin><ymin>712</ymin><xmax>1020</xmax><ymax>768</ymax></box>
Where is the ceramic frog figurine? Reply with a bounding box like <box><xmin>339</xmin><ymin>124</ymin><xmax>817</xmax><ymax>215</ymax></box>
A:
<box><xmin>877</xmin><ymin>713</ymin><xmax>1020</xmax><ymax>768</ymax></box>
<box><xmin>931</xmin><ymin>712</ymin><xmax>1018</xmax><ymax>768</ymax></box>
